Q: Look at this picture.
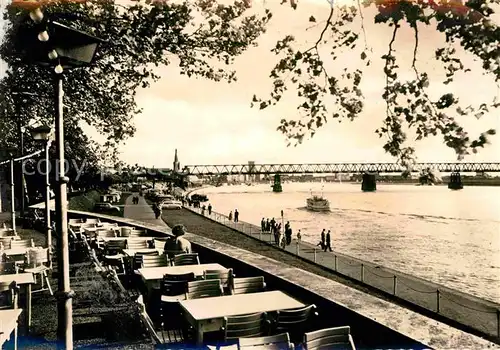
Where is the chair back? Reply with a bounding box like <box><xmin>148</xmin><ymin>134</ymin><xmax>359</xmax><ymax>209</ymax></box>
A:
<box><xmin>100</xmin><ymin>222</ymin><xmax>118</xmax><ymax>228</ymax></box>
<box><xmin>69</xmin><ymin>218</ymin><xmax>84</xmax><ymax>225</ymax></box>
<box><xmin>239</xmin><ymin>332</ymin><xmax>293</xmax><ymax>349</ymax></box>
<box><xmin>275</xmin><ymin>304</ymin><xmax>318</xmax><ymax>343</ymax></box>
<box><xmin>204</xmin><ymin>268</ymin><xmax>233</xmax><ymax>289</ymax></box>
<box><xmin>0</xmin><ymin>237</ymin><xmax>15</xmax><ymax>249</ymax></box>
<box><xmin>105</xmin><ymin>240</ymin><xmax>127</xmax><ymax>255</ymax></box>
<box><xmin>127</xmin><ymin>239</ymin><xmax>149</xmax><ymax>250</ymax></box>
<box><xmin>223</xmin><ymin>312</ymin><xmax>267</xmax><ymax>340</ymax></box>
<box><xmin>10</xmin><ymin>239</ymin><xmax>34</xmax><ymax>249</ymax></box>
<box><xmin>0</xmin><ymin>262</ymin><xmax>17</xmax><ymax>274</ymax></box>
<box><xmin>161</xmin><ymin>272</ymin><xmax>195</xmax><ymax>296</ymax></box>
<box><xmin>303</xmin><ymin>326</ymin><xmax>356</xmax><ymax>350</ymax></box>
<box><xmin>131</xmin><ymin>229</ymin><xmax>146</xmax><ymax>236</ymax></box>
<box><xmin>0</xmin><ymin>229</ymin><xmax>15</xmax><ymax>238</ymax></box>
<box><xmin>173</xmin><ymin>253</ymin><xmax>199</xmax><ymax>266</ymax></box>
<box><xmin>86</xmin><ymin>218</ymin><xmax>100</xmax><ymax>224</ymax></box>
<box><xmin>97</xmin><ymin>229</ymin><xmax>117</xmax><ymax>239</ymax></box>
<box><xmin>0</xmin><ymin>281</ymin><xmax>19</xmax><ymax>309</ymax></box>
<box><xmin>186</xmin><ymin>279</ymin><xmax>223</xmax><ymax>299</ymax></box>
<box><xmin>230</xmin><ymin>276</ymin><xmax>266</xmax><ymax>295</ymax></box>
<box><xmin>26</xmin><ymin>248</ymin><xmax>49</xmax><ymax>268</ymax></box>
<box><xmin>120</xmin><ymin>227</ymin><xmax>132</xmax><ymax>237</ymax></box>
<box><xmin>141</xmin><ymin>255</ymin><xmax>169</xmax><ymax>268</ymax></box>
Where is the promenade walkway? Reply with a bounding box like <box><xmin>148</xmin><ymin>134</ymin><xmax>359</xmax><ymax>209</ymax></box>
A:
<box><xmin>123</xmin><ymin>193</ymin><xmax>168</xmax><ymax>227</ymax></box>
<box><xmin>184</xmin><ymin>205</ymin><xmax>500</xmax><ymax>342</ymax></box>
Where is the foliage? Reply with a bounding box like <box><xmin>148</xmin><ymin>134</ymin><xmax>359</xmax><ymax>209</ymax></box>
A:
<box><xmin>253</xmin><ymin>0</ymin><xmax>499</xmax><ymax>165</ymax></box>
<box><xmin>0</xmin><ymin>0</ymin><xmax>270</xmax><ymax>160</ymax></box>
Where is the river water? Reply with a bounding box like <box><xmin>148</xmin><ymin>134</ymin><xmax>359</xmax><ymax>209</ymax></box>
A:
<box><xmin>198</xmin><ymin>183</ymin><xmax>500</xmax><ymax>303</ymax></box>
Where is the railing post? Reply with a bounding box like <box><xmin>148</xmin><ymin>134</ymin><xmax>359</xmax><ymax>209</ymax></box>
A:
<box><xmin>393</xmin><ymin>275</ymin><xmax>397</xmax><ymax>296</ymax></box>
<box><xmin>313</xmin><ymin>248</ymin><xmax>317</xmax><ymax>263</ymax></box>
<box><xmin>296</xmin><ymin>241</ymin><xmax>299</xmax><ymax>255</ymax></box>
<box><xmin>334</xmin><ymin>255</ymin><xmax>337</xmax><ymax>271</ymax></box>
<box><xmin>437</xmin><ymin>289</ymin><xmax>440</xmax><ymax>313</ymax></box>
<box><xmin>361</xmin><ymin>263</ymin><xmax>364</xmax><ymax>282</ymax></box>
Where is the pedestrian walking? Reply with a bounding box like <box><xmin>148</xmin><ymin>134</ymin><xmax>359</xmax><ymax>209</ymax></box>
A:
<box><xmin>317</xmin><ymin>229</ymin><xmax>325</xmax><ymax>250</ymax></box>
<box><xmin>234</xmin><ymin>209</ymin><xmax>239</xmax><ymax>222</ymax></box>
<box><xmin>324</xmin><ymin>230</ymin><xmax>332</xmax><ymax>252</ymax></box>
<box><xmin>201</xmin><ymin>205</ymin><xmax>206</xmax><ymax>215</ymax></box>
<box><xmin>208</xmin><ymin>203</ymin><xmax>212</xmax><ymax>215</ymax></box>
<box><xmin>228</xmin><ymin>211</ymin><xmax>233</xmax><ymax>222</ymax></box>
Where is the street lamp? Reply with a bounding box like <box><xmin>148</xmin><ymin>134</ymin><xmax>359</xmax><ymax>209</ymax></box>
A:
<box><xmin>4</xmin><ymin>148</ymin><xmax>18</xmax><ymax>235</ymax></box>
<box><xmin>16</xmin><ymin>10</ymin><xmax>105</xmax><ymax>349</ymax></box>
<box><xmin>31</xmin><ymin>125</ymin><xmax>53</xmax><ymax>269</ymax></box>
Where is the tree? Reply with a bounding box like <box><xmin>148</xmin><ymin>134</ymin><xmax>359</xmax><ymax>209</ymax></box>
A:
<box><xmin>253</xmin><ymin>0</ymin><xmax>499</xmax><ymax>166</ymax></box>
<box><xmin>0</xmin><ymin>0</ymin><xmax>270</xmax><ymax>157</ymax></box>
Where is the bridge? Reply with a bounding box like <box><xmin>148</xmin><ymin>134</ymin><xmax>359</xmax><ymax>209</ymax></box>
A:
<box><xmin>181</xmin><ymin>162</ymin><xmax>500</xmax><ymax>175</ymax></box>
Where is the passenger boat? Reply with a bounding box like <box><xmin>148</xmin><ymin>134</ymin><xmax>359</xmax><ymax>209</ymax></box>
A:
<box><xmin>306</xmin><ymin>188</ymin><xmax>330</xmax><ymax>212</ymax></box>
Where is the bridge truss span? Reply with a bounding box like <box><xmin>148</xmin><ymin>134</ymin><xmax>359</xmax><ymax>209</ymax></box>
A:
<box><xmin>183</xmin><ymin>162</ymin><xmax>500</xmax><ymax>175</ymax></box>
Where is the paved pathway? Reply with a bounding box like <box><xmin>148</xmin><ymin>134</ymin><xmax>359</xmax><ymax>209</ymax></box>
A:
<box><xmin>123</xmin><ymin>193</ymin><xmax>168</xmax><ymax>227</ymax></box>
<box><xmin>184</xmin><ymin>205</ymin><xmax>500</xmax><ymax>341</ymax></box>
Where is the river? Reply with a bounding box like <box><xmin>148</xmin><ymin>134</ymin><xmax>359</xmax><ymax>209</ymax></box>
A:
<box><xmin>197</xmin><ymin>182</ymin><xmax>500</xmax><ymax>303</ymax></box>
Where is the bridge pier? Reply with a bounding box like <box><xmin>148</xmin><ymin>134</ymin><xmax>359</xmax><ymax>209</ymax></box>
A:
<box><xmin>448</xmin><ymin>172</ymin><xmax>463</xmax><ymax>190</ymax></box>
<box><xmin>272</xmin><ymin>174</ymin><xmax>283</xmax><ymax>193</ymax></box>
<box><xmin>361</xmin><ymin>172</ymin><xmax>377</xmax><ymax>192</ymax></box>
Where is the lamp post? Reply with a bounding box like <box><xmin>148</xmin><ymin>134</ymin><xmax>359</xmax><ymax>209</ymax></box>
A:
<box><xmin>31</xmin><ymin>125</ymin><xmax>53</xmax><ymax>269</ymax></box>
<box><xmin>17</xmin><ymin>9</ymin><xmax>104</xmax><ymax>349</ymax></box>
<box><xmin>7</xmin><ymin>150</ymin><xmax>17</xmax><ymax>234</ymax></box>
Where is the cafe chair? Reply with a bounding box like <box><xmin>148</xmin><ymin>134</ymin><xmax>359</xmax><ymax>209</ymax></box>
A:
<box><xmin>0</xmin><ymin>281</ymin><xmax>20</xmax><ymax>309</ymax></box>
<box><xmin>0</xmin><ymin>237</ymin><xmax>15</xmax><ymax>250</ymax></box>
<box><xmin>86</xmin><ymin>218</ymin><xmax>100</xmax><ymax>224</ymax></box>
<box><xmin>69</xmin><ymin>218</ymin><xmax>84</xmax><ymax>225</ymax></box>
<box><xmin>137</xmin><ymin>295</ymin><xmax>188</xmax><ymax>345</ymax></box>
<box><xmin>223</xmin><ymin>312</ymin><xmax>269</xmax><ymax>341</ymax></box>
<box><xmin>10</xmin><ymin>239</ymin><xmax>34</xmax><ymax>249</ymax></box>
<box><xmin>239</xmin><ymin>332</ymin><xmax>295</xmax><ymax>349</ymax></box>
<box><xmin>203</xmin><ymin>268</ymin><xmax>234</xmax><ymax>294</ymax></box>
<box><xmin>127</xmin><ymin>239</ymin><xmax>150</xmax><ymax>250</ymax></box>
<box><xmin>273</xmin><ymin>304</ymin><xmax>318</xmax><ymax>344</ymax></box>
<box><xmin>103</xmin><ymin>240</ymin><xmax>127</xmax><ymax>275</ymax></box>
<box><xmin>229</xmin><ymin>276</ymin><xmax>266</xmax><ymax>295</ymax></box>
<box><xmin>120</xmin><ymin>227</ymin><xmax>133</xmax><ymax>237</ymax></box>
<box><xmin>130</xmin><ymin>229</ymin><xmax>147</xmax><ymax>237</ymax></box>
<box><xmin>0</xmin><ymin>262</ymin><xmax>17</xmax><ymax>274</ymax></box>
<box><xmin>303</xmin><ymin>326</ymin><xmax>356</xmax><ymax>350</ymax></box>
<box><xmin>24</xmin><ymin>248</ymin><xmax>53</xmax><ymax>295</ymax></box>
<box><xmin>185</xmin><ymin>279</ymin><xmax>223</xmax><ymax>300</ymax></box>
<box><xmin>173</xmin><ymin>253</ymin><xmax>200</xmax><ymax>266</ymax></box>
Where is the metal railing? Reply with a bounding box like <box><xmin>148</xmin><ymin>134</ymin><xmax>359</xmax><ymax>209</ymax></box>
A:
<box><xmin>185</xmin><ymin>204</ymin><xmax>500</xmax><ymax>341</ymax></box>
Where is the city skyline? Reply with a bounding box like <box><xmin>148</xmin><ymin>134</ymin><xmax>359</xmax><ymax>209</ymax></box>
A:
<box><xmin>1</xmin><ymin>0</ymin><xmax>499</xmax><ymax>167</ymax></box>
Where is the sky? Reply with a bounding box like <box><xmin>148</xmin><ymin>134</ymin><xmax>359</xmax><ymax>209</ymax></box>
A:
<box><xmin>1</xmin><ymin>0</ymin><xmax>500</xmax><ymax>167</ymax></box>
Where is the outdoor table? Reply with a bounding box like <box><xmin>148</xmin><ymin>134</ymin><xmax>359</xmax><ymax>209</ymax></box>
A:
<box><xmin>180</xmin><ymin>290</ymin><xmax>305</xmax><ymax>344</ymax></box>
<box><xmin>0</xmin><ymin>309</ymin><xmax>23</xmax><ymax>349</ymax></box>
<box><xmin>0</xmin><ymin>273</ymin><xmax>35</xmax><ymax>335</ymax></box>
<box><xmin>139</xmin><ymin>263</ymin><xmax>225</xmax><ymax>293</ymax></box>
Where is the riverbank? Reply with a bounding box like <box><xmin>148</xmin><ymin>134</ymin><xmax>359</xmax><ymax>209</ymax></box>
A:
<box><xmin>162</xmin><ymin>207</ymin><xmax>500</xmax><ymax>344</ymax></box>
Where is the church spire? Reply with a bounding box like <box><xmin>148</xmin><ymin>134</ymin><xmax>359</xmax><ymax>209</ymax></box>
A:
<box><xmin>173</xmin><ymin>149</ymin><xmax>180</xmax><ymax>172</ymax></box>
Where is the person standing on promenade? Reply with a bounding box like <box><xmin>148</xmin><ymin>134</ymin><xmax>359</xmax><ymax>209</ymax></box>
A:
<box><xmin>266</xmin><ymin>218</ymin><xmax>270</xmax><ymax>232</ymax></box>
<box><xmin>277</xmin><ymin>225</ymin><xmax>283</xmax><ymax>248</ymax></box>
<box><xmin>324</xmin><ymin>230</ymin><xmax>333</xmax><ymax>252</ymax></box>
<box><xmin>228</xmin><ymin>211</ymin><xmax>233</xmax><ymax>221</ymax></box>
<box><xmin>201</xmin><ymin>205</ymin><xmax>206</xmax><ymax>215</ymax></box>
<box><xmin>297</xmin><ymin>229</ymin><xmax>302</xmax><ymax>243</ymax></box>
<box><xmin>234</xmin><ymin>209</ymin><xmax>239</xmax><ymax>222</ymax></box>
<box><xmin>317</xmin><ymin>229</ymin><xmax>325</xmax><ymax>250</ymax></box>
<box><xmin>261</xmin><ymin>218</ymin><xmax>265</xmax><ymax>232</ymax></box>
<box><xmin>208</xmin><ymin>204</ymin><xmax>212</xmax><ymax>215</ymax></box>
